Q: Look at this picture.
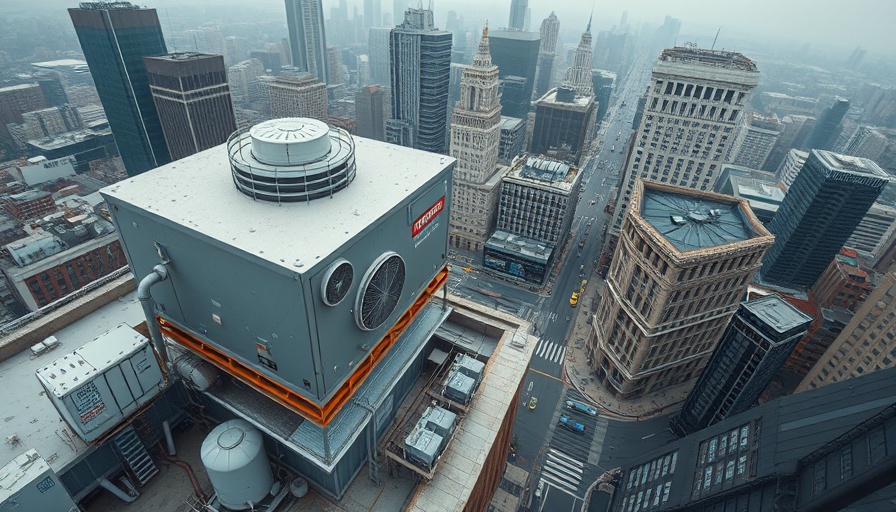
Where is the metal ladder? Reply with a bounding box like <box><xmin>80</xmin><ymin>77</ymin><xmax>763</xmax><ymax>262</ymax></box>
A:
<box><xmin>113</xmin><ymin>425</ymin><xmax>159</xmax><ymax>486</ymax></box>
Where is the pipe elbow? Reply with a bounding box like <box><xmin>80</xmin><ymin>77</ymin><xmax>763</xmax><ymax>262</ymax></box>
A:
<box><xmin>137</xmin><ymin>264</ymin><xmax>169</xmax><ymax>301</ymax></box>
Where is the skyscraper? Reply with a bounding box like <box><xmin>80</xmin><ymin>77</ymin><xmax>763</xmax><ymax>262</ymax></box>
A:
<box><xmin>534</xmin><ymin>12</ymin><xmax>559</xmax><ymax>99</ymax></box>
<box><xmin>363</xmin><ymin>0</ymin><xmax>381</xmax><ymax>29</ymax></box>
<box><xmin>285</xmin><ymin>0</ymin><xmax>329</xmax><ymax>84</ymax></box>
<box><xmin>355</xmin><ymin>85</ymin><xmax>385</xmax><ymax>141</ymax></box>
<box><xmin>588</xmin><ymin>180</ymin><xmax>774</xmax><ymax>399</ymax></box>
<box><xmin>802</xmin><ymin>97</ymin><xmax>849</xmax><ymax>151</ymax></box>
<box><xmin>144</xmin><ymin>53</ymin><xmax>237</xmax><ymax>161</ymax></box>
<box><xmin>528</xmin><ymin>21</ymin><xmax>596</xmax><ymax>166</ymax></box>
<box><xmin>387</xmin><ymin>8</ymin><xmax>452</xmax><ymax>153</ymax></box>
<box><xmin>760</xmin><ymin>150</ymin><xmax>889</xmax><ymax>289</ymax></box>
<box><xmin>488</xmin><ymin>30</ymin><xmax>540</xmax><ymax>118</ymax></box>
<box><xmin>608</xmin><ymin>47</ymin><xmax>760</xmax><ymax>241</ymax></box>
<box><xmin>448</xmin><ymin>27</ymin><xmax>502</xmax><ymax>252</ymax></box>
<box><xmin>798</xmin><ymin>271</ymin><xmax>896</xmax><ymax>392</ymax></box>
<box><xmin>673</xmin><ymin>295</ymin><xmax>812</xmax><ymax>436</ymax></box>
<box><xmin>508</xmin><ymin>0</ymin><xmax>527</xmax><ymax>31</ymax></box>
<box><xmin>0</xmin><ymin>84</ymin><xmax>47</xmax><ymax>143</ymax></box>
<box><xmin>729</xmin><ymin>112</ymin><xmax>782</xmax><ymax>170</ymax></box>
<box><xmin>843</xmin><ymin>125</ymin><xmax>889</xmax><ymax>161</ymax></box>
<box><xmin>564</xmin><ymin>17</ymin><xmax>594</xmax><ymax>97</ymax></box>
<box><xmin>268</xmin><ymin>74</ymin><xmax>328</xmax><ymax>121</ymax></box>
<box><xmin>68</xmin><ymin>2</ymin><xmax>170</xmax><ymax>176</ymax></box>
<box><xmin>368</xmin><ymin>27</ymin><xmax>391</xmax><ymax>85</ymax></box>
<box><xmin>529</xmin><ymin>86</ymin><xmax>596</xmax><ymax>165</ymax></box>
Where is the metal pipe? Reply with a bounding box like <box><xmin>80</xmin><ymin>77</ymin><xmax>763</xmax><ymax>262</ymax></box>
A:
<box><xmin>99</xmin><ymin>477</ymin><xmax>136</xmax><ymax>503</ymax></box>
<box><xmin>137</xmin><ymin>264</ymin><xmax>170</xmax><ymax>366</ymax></box>
<box><xmin>162</xmin><ymin>420</ymin><xmax>176</xmax><ymax>456</ymax></box>
<box><xmin>354</xmin><ymin>398</ymin><xmax>381</xmax><ymax>487</ymax></box>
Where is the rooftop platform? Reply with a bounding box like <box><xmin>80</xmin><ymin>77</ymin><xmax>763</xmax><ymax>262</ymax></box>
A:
<box><xmin>638</xmin><ymin>181</ymin><xmax>761</xmax><ymax>252</ymax></box>
<box><xmin>741</xmin><ymin>294</ymin><xmax>813</xmax><ymax>335</ymax></box>
<box><xmin>0</xmin><ymin>286</ymin><xmax>144</xmax><ymax>474</ymax></box>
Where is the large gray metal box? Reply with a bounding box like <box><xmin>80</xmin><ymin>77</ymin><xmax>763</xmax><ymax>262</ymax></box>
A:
<box><xmin>35</xmin><ymin>324</ymin><xmax>164</xmax><ymax>443</ymax></box>
<box><xmin>0</xmin><ymin>450</ymin><xmax>78</xmax><ymax>512</ymax></box>
<box><xmin>101</xmin><ymin>135</ymin><xmax>454</xmax><ymax>407</ymax></box>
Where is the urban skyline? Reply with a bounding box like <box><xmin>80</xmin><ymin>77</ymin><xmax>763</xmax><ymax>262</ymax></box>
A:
<box><xmin>0</xmin><ymin>0</ymin><xmax>893</xmax><ymax>510</ymax></box>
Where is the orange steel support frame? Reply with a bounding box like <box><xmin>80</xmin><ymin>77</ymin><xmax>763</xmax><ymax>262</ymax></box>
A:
<box><xmin>158</xmin><ymin>265</ymin><xmax>449</xmax><ymax>427</ymax></box>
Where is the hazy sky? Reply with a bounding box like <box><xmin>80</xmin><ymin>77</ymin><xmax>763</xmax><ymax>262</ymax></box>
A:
<box><xmin>5</xmin><ymin>0</ymin><xmax>896</xmax><ymax>56</ymax></box>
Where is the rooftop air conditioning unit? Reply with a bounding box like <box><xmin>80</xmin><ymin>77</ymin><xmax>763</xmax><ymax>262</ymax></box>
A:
<box><xmin>101</xmin><ymin>118</ymin><xmax>454</xmax><ymax>422</ymax></box>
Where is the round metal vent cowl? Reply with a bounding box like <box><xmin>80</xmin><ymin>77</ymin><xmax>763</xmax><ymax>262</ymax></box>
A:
<box><xmin>249</xmin><ymin>118</ymin><xmax>331</xmax><ymax>165</ymax></box>
<box><xmin>321</xmin><ymin>259</ymin><xmax>354</xmax><ymax>306</ymax></box>
<box><xmin>355</xmin><ymin>252</ymin><xmax>406</xmax><ymax>331</ymax></box>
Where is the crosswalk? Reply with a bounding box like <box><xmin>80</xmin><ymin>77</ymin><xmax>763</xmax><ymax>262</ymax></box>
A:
<box><xmin>540</xmin><ymin>448</ymin><xmax>584</xmax><ymax>494</ymax></box>
<box><xmin>535</xmin><ymin>339</ymin><xmax>566</xmax><ymax>364</ymax></box>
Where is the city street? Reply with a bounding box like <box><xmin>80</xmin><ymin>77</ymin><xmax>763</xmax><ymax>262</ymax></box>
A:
<box><xmin>446</xmin><ymin>46</ymin><xmax>655</xmax><ymax>512</ymax></box>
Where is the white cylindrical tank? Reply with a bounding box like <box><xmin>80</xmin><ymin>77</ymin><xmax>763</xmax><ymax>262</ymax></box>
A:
<box><xmin>201</xmin><ymin>420</ymin><xmax>273</xmax><ymax>510</ymax></box>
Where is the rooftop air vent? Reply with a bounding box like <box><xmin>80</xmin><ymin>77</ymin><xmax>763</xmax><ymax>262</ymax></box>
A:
<box><xmin>227</xmin><ymin>118</ymin><xmax>356</xmax><ymax>203</ymax></box>
<box><xmin>355</xmin><ymin>252</ymin><xmax>405</xmax><ymax>331</ymax></box>
<box><xmin>321</xmin><ymin>258</ymin><xmax>354</xmax><ymax>307</ymax></box>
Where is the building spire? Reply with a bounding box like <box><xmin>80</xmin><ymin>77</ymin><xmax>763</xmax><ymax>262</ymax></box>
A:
<box><xmin>472</xmin><ymin>22</ymin><xmax>493</xmax><ymax>68</ymax></box>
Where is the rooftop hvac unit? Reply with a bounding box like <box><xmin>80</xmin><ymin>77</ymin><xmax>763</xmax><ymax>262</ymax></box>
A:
<box><xmin>420</xmin><ymin>406</ymin><xmax>456</xmax><ymax>439</ymax></box>
<box><xmin>455</xmin><ymin>354</ymin><xmax>485</xmax><ymax>382</ymax></box>
<box><xmin>35</xmin><ymin>325</ymin><xmax>164</xmax><ymax>442</ymax></box>
<box><xmin>101</xmin><ymin>118</ymin><xmax>454</xmax><ymax>423</ymax></box>
<box><xmin>404</xmin><ymin>425</ymin><xmax>444</xmax><ymax>470</ymax></box>
<box><xmin>0</xmin><ymin>450</ymin><xmax>78</xmax><ymax>512</ymax></box>
<box><xmin>443</xmin><ymin>370</ymin><xmax>475</xmax><ymax>405</ymax></box>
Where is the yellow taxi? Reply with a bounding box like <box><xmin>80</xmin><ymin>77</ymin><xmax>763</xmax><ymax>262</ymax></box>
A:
<box><xmin>570</xmin><ymin>292</ymin><xmax>579</xmax><ymax>307</ymax></box>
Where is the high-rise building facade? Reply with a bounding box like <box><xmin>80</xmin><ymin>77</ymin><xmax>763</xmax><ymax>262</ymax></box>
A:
<box><xmin>533</xmin><ymin>12</ymin><xmax>559</xmax><ymax>99</ymax></box>
<box><xmin>843</xmin><ymin>125</ymin><xmax>889</xmax><ymax>162</ymax></box>
<box><xmin>228</xmin><ymin>59</ymin><xmax>266</xmax><ymax>107</ymax></box>
<box><xmin>799</xmin><ymin>271</ymin><xmax>896</xmax><ymax>392</ymax></box>
<box><xmin>591</xmin><ymin>69</ymin><xmax>616</xmax><ymax>124</ymax></box>
<box><xmin>760</xmin><ymin>150</ymin><xmax>889</xmax><ymax>289</ymax></box>
<box><xmin>368</xmin><ymin>28</ymin><xmax>391</xmax><ymax>86</ymax></box>
<box><xmin>811</xmin><ymin>247</ymin><xmax>875</xmax><ymax>312</ymax></box>
<box><xmin>268</xmin><ymin>74</ymin><xmax>328</xmax><ymax>121</ymax></box>
<box><xmin>498</xmin><ymin>116</ymin><xmax>525</xmax><ymax>164</ymax></box>
<box><xmin>528</xmin><ymin>22</ymin><xmax>596</xmax><ymax>165</ymax></box>
<box><xmin>729</xmin><ymin>111</ymin><xmax>781</xmax><ymax>170</ymax></box>
<box><xmin>495</xmin><ymin>155</ymin><xmax>581</xmax><ymax>245</ymax></box>
<box><xmin>68</xmin><ymin>2</ymin><xmax>170</xmax><ymax>176</ymax></box>
<box><xmin>448</xmin><ymin>28</ymin><xmax>502</xmax><ymax>252</ymax></box>
<box><xmin>488</xmin><ymin>30</ymin><xmax>540</xmax><ymax>118</ymax></box>
<box><xmin>802</xmin><ymin>97</ymin><xmax>849</xmax><ymax>151</ymax></box>
<box><xmin>145</xmin><ymin>53</ymin><xmax>237</xmax><ymax>161</ymax></box>
<box><xmin>285</xmin><ymin>0</ymin><xmax>329</xmax><ymax>84</ymax></box>
<box><xmin>363</xmin><ymin>0</ymin><xmax>381</xmax><ymax>29</ymax></box>
<box><xmin>763</xmin><ymin>114</ymin><xmax>815</xmax><ymax>172</ymax></box>
<box><xmin>508</xmin><ymin>0</ymin><xmax>527</xmax><ymax>31</ymax></box>
<box><xmin>776</xmin><ymin>148</ymin><xmax>808</xmax><ymax>189</ymax></box>
<box><xmin>846</xmin><ymin>203</ymin><xmax>896</xmax><ymax>259</ymax></box>
<box><xmin>588</xmin><ymin>180</ymin><xmax>774</xmax><ymax>399</ymax></box>
<box><xmin>0</xmin><ymin>84</ymin><xmax>47</xmax><ymax>143</ymax></box>
<box><xmin>673</xmin><ymin>295</ymin><xmax>812</xmax><ymax>435</ymax></box>
<box><xmin>608</xmin><ymin>47</ymin><xmax>760</xmax><ymax>239</ymax></box>
<box><xmin>387</xmin><ymin>8</ymin><xmax>452</xmax><ymax>154</ymax></box>
<box><xmin>529</xmin><ymin>86</ymin><xmax>596</xmax><ymax>165</ymax></box>
<box><xmin>355</xmin><ymin>85</ymin><xmax>385</xmax><ymax>141</ymax></box>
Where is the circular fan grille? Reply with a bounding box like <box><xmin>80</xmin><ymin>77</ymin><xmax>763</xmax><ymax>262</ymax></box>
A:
<box><xmin>355</xmin><ymin>252</ymin><xmax>406</xmax><ymax>331</ymax></box>
<box><xmin>321</xmin><ymin>259</ymin><xmax>353</xmax><ymax>306</ymax></box>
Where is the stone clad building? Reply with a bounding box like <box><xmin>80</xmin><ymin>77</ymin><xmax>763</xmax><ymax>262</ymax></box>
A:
<box><xmin>589</xmin><ymin>180</ymin><xmax>774</xmax><ymax>399</ymax></box>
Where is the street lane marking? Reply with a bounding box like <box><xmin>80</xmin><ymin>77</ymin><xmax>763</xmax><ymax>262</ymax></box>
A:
<box><xmin>557</xmin><ymin>347</ymin><xmax>567</xmax><ymax>364</ymax></box>
<box><xmin>541</xmin><ymin>469</ymin><xmax>580</xmax><ymax>493</ymax></box>
<box><xmin>528</xmin><ymin>367</ymin><xmax>562</xmax><ymax>382</ymax></box>
<box><xmin>549</xmin><ymin>448</ymin><xmax>585</xmax><ymax>468</ymax></box>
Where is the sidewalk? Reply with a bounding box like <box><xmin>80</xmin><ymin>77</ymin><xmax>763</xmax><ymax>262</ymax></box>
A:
<box><xmin>561</xmin><ymin>277</ymin><xmax>690</xmax><ymax>421</ymax></box>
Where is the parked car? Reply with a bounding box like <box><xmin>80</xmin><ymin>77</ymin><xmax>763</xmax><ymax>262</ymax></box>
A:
<box><xmin>528</xmin><ymin>397</ymin><xmax>538</xmax><ymax>410</ymax></box>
